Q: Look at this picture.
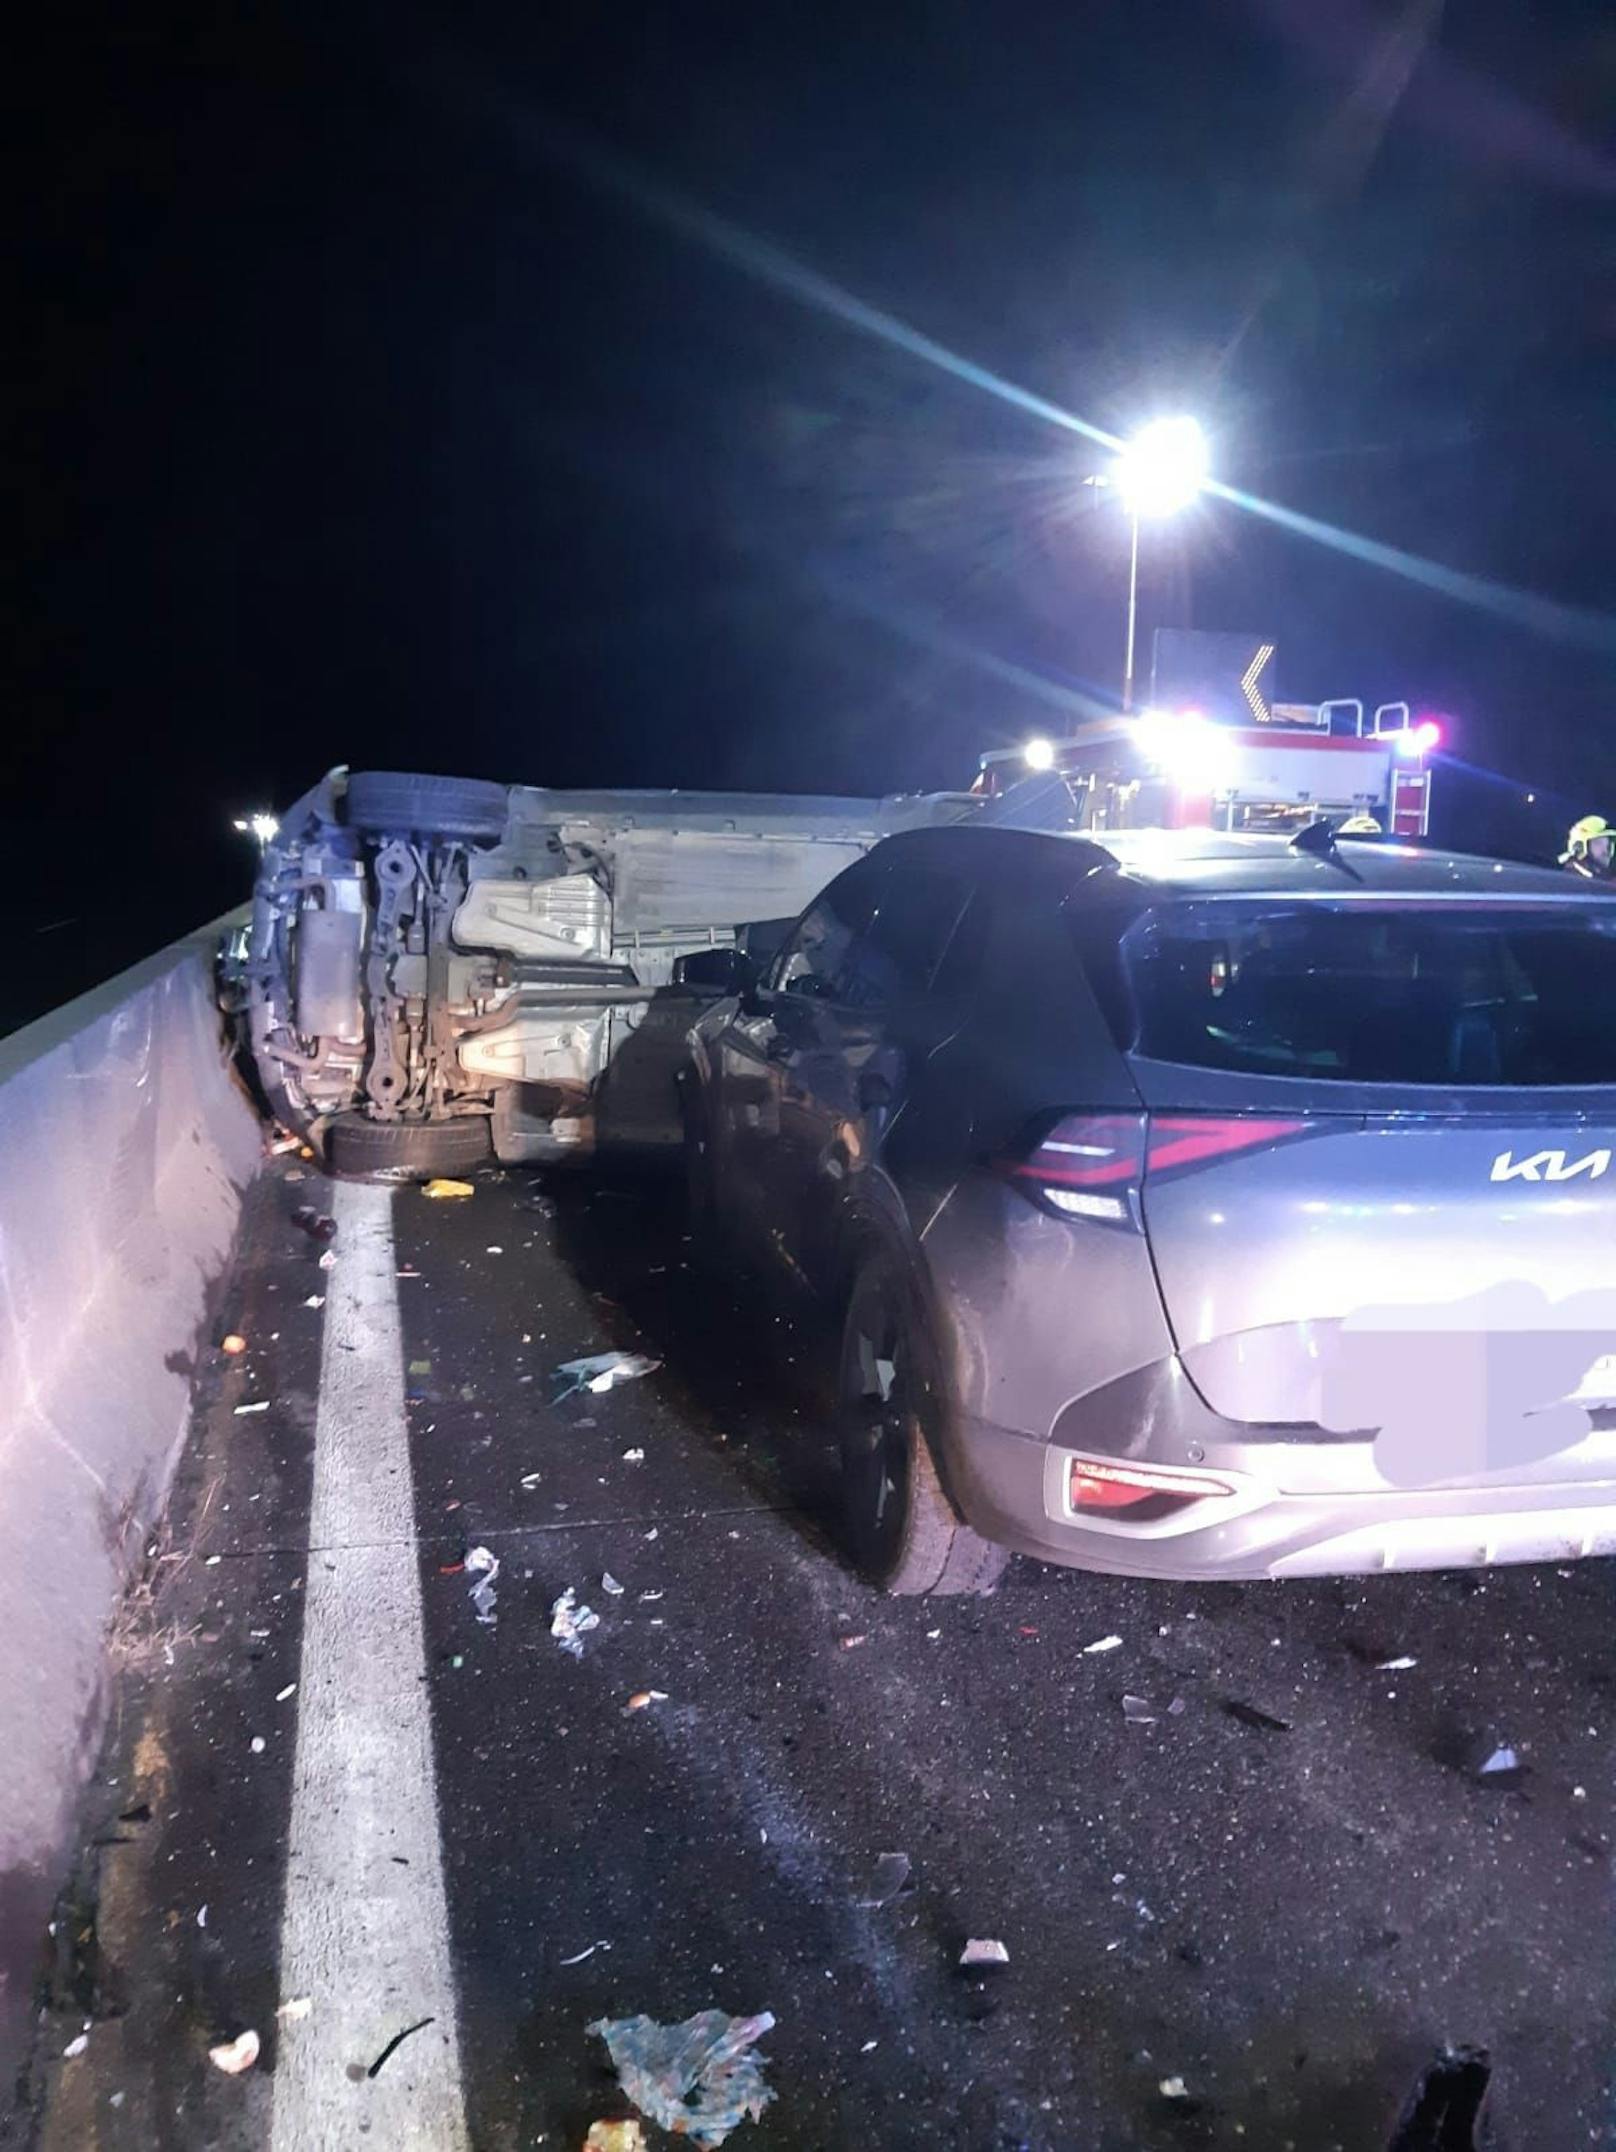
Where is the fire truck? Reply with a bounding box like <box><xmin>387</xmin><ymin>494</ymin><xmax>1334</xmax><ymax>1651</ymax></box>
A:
<box><xmin>972</xmin><ymin>698</ymin><xmax>1438</xmax><ymax>839</ymax></box>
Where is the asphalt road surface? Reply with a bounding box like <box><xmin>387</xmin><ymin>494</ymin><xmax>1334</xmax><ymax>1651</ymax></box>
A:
<box><xmin>11</xmin><ymin>1160</ymin><xmax>1615</xmax><ymax>2150</ymax></box>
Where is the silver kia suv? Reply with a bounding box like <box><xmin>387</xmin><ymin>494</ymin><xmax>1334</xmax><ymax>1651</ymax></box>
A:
<box><xmin>684</xmin><ymin>823</ymin><xmax>1616</xmax><ymax>1593</ymax></box>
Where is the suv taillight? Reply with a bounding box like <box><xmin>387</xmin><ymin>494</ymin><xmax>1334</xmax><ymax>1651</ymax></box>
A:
<box><xmin>1003</xmin><ymin>1110</ymin><xmax>1313</xmax><ymax>1226</ymax></box>
<box><xmin>1004</xmin><ymin>1113</ymin><xmax>1147</xmax><ymax>1226</ymax></box>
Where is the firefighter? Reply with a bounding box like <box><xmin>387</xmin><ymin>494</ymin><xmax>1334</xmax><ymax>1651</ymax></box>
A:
<box><xmin>1561</xmin><ymin>815</ymin><xmax>1616</xmax><ymax>879</ymax></box>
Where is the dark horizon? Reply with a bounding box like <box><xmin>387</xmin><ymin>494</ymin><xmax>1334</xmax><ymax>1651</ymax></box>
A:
<box><xmin>11</xmin><ymin>1</ymin><xmax>1616</xmax><ymax>1027</ymax></box>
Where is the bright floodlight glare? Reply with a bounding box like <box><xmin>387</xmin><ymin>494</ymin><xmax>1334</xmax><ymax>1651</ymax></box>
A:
<box><xmin>235</xmin><ymin>811</ymin><xmax>280</xmax><ymax>843</ymax></box>
<box><xmin>1023</xmin><ymin>736</ymin><xmax>1057</xmax><ymax>771</ymax></box>
<box><xmin>1133</xmin><ymin>707</ymin><xmax>1230</xmax><ymax>789</ymax></box>
<box><xmin>1394</xmin><ymin>721</ymin><xmax>1441</xmax><ymax>759</ymax></box>
<box><xmin>1113</xmin><ymin>416</ymin><xmax>1210</xmax><ymax>520</ymax></box>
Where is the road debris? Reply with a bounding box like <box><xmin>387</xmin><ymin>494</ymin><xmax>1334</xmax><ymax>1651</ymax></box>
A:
<box><xmin>520</xmin><ymin>1471</ymin><xmax>544</xmax><ymax>1490</ymax></box>
<box><xmin>1223</xmin><ymin>1698</ymin><xmax>1293</xmax><ymax>1734</ymax></box>
<box><xmin>466</xmin><ymin>1546</ymin><xmax>500</xmax><ymax>1626</ymax></box>
<box><xmin>1377</xmin><ymin>1656</ymin><xmax>1419</xmax><ymax>1671</ymax></box>
<box><xmin>622</xmin><ymin>1448</ymin><xmax>646</xmax><ymax>1464</ymax></box>
<box><xmin>626</xmin><ymin>1691</ymin><xmax>669</xmax><ymax>1712</ymax></box>
<box><xmin>584</xmin><ymin>2123</ymin><xmax>647</xmax><ymax>2152</ymax></box>
<box><xmin>1082</xmin><ymin>1634</ymin><xmax>1124</xmax><ymax>1655</ymax></box>
<box><xmin>560</xmin><ymin>1941</ymin><xmax>612</xmax><ymax>1967</ymax></box>
<box><xmin>422</xmin><ymin>1178</ymin><xmax>476</xmax><ymax>1199</ymax></box>
<box><xmin>208</xmin><ymin>2030</ymin><xmax>260</xmax><ymax>2075</ymax></box>
<box><xmin>276</xmin><ymin>1683</ymin><xmax>297</xmax><ymax>1703</ymax></box>
<box><xmin>554</xmin><ymin>1351</ymin><xmax>662</xmax><ymax>1400</ymax></box>
<box><xmin>1478</xmin><ymin>1745</ymin><xmax>1522</xmax><ymax>1780</ymax></box>
<box><xmin>486</xmin><ymin>1245</ymin><xmax>504</xmax><ymax>1255</ymax></box>
<box><xmin>220</xmin><ymin>1334</ymin><xmax>248</xmax><ymax>1356</ymax></box>
<box><xmin>290</xmin><ymin>1205</ymin><xmax>337</xmax><ymax>1243</ymax></box>
<box><xmin>839</xmin><ymin>1633</ymin><xmax>868</xmax><ymax>1651</ymax></box>
<box><xmin>233</xmin><ymin>1401</ymin><xmax>270</xmax><ymax>1416</ymax></box>
<box><xmin>197</xmin><ymin>1905</ymin><xmax>208</xmax><ymax>1929</ymax></box>
<box><xmin>588</xmin><ymin>2010</ymin><xmax>776</xmax><ymax>2148</ymax></box>
<box><xmin>367</xmin><ymin>2018</ymin><xmax>434</xmax><ymax>2078</ymax></box>
<box><xmin>1387</xmin><ymin>2043</ymin><xmax>1491</xmax><ymax>2150</ymax></box>
<box><xmin>318</xmin><ymin>1249</ymin><xmax>337</xmax><ymax>1271</ymax></box>
<box><xmin>250</xmin><ymin>1737</ymin><xmax>266</xmax><ymax>1754</ymax></box>
<box><xmin>601</xmin><ymin>1572</ymin><xmax>625</xmax><ymax>1596</ymax></box>
<box><xmin>267</xmin><ymin>1133</ymin><xmax>302</xmax><ymax>1156</ymax></box>
<box><xmin>62</xmin><ymin>2032</ymin><xmax>88</xmax><ymax>2060</ymax></box>
<box><xmin>276</xmin><ymin>1997</ymin><xmax>313</xmax><ymax>2022</ymax></box>
<box><xmin>303</xmin><ymin>1294</ymin><xmax>325</xmax><ymax>1309</ymax></box>
<box><xmin>1159</xmin><ymin>2075</ymin><xmax>1190</xmax><ymax>2099</ymax></box>
<box><xmin>551</xmin><ymin>1587</ymin><xmax>600</xmax><ymax>1657</ymax></box>
<box><xmin>856</xmin><ymin>1853</ymin><xmax>912</xmax><ymax>1907</ymax></box>
<box><xmin>960</xmin><ymin>1938</ymin><xmax>1010</xmax><ymax>1967</ymax></box>
<box><xmin>1122</xmin><ymin>1694</ymin><xmax>1157</xmax><ymax>1725</ymax></box>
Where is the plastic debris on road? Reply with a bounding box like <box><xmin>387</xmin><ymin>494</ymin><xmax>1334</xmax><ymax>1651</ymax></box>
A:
<box><xmin>1387</xmin><ymin>2043</ymin><xmax>1491</xmax><ymax>2151</ymax></box>
<box><xmin>1223</xmin><ymin>1698</ymin><xmax>1292</xmax><ymax>1734</ymax></box>
<box><xmin>318</xmin><ymin>1249</ymin><xmax>337</xmax><ymax>1271</ymax></box>
<box><xmin>422</xmin><ymin>1178</ymin><xmax>476</xmax><ymax>1200</ymax></box>
<box><xmin>220</xmin><ymin>1334</ymin><xmax>247</xmax><ymax>1356</ymax></box>
<box><xmin>62</xmin><ymin>2032</ymin><xmax>88</xmax><ymax>2060</ymax></box>
<box><xmin>856</xmin><ymin>1852</ymin><xmax>912</xmax><ymax>1908</ymax></box>
<box><xmin>622</xmin><ymin>1448</ymin><xmax>646</xmax><ymax>1464</ymax></box>
<box><xmin>1122</xmin><ymin>1694</ymin><xmax>1157</xmax><ymax>1725</ymax></box>
<box><xmin>551</xmin><ymin>1587</ymin><xmax>600</xmax><ymax>1657</ymax></box>
<box><xmin>584</xmin><ymin>2123</ymin><xmax>647</xmax><ymax>2152</ymax></box>
<box><xmin>1082</xmin><ymin>1635</ymin><xmax>1123</xmax><ymax>1655</ymax></box>
<box><xmin>553</xmin><ymin>1351</ymin><xmax>662</xmax><ymax>1400</ymax></box>
<box><xmin>466</xmin><ymin>1546</ymin><xmax>500</xmax><ymax>1626</ymax></box>
<box><xmin>560</xmin><ymin>1941</ymin><xmax>612</xmax><ymax>1967</ymax></box>
<box><xmin>208</xmin><ymin>2030</ymin><xmax>260</xmax><ymax>2075</ymax></box>
<box><xmin>1159</xmin><ymin>2075</ymin><xmax>1189</xmax><ymax>2100</ymax></box>
<box><xmin>588</xmin><ymin>2009</ymin><xmax>776</xmax><ymax>2148</ymax></box>
<box><xmin>234</xmin><ymin>1401</ymin><xmax>270</xmax><ymax>1416</ymax></box>
<box><xmin>959</xmin><ymin>1939</ymin><xmax>1010</xmax><ymax>1967</ymax></box>
<box><xmin>601</xmin><ymin>1571</ymin><xmax>625</xmax><ymax>1595</ymax></box>
<box><xmin>626</xmin><ymin>1690</ymin><xmax>669</xmax><ymax>1712</ymax></box>
<box><xmin>1377</xmin><ymin>1655</ymin><xmax>1418</xmax><ymax>1671</ymax></box>
<box><xmin>1479</xmin><ymin>1745</ymin><xmax>1521</xmax><ymax>1778</ymax></box>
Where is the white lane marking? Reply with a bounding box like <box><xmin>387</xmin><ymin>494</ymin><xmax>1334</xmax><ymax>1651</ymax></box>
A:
<box><xmin>271</xmin><ymin>1180</ymin><xmax>468</xmax><ymax>2150</ymax></box>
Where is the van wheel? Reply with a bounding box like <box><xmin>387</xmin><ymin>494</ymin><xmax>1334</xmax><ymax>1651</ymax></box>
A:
<box><xmin>836</xmin><ymin>1251</ymin><xmax>1009</xmax><ymax>1596</ymax></box>
<box><xmin>327</xmin><ymin>1112</ymin><xmax>492</xmax><ymax>1178</ymax></box>
<box><xmin>343</xmin><ymin>771</ymin><xmax>508</xmax><ymax>842</ymax></box>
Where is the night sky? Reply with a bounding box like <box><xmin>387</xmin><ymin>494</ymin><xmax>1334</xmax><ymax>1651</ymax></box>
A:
<box><xmin>11</xmin><ymin>1</ymin><xmax>1616</xmax><ymax>1027</ymax></box>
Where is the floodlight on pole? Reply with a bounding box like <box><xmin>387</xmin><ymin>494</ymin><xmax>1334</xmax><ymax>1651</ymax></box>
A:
<box><xmin>1108</xmin><ymin>417</ymin><xmax>1209</xmax><ymax>713</ymax></box>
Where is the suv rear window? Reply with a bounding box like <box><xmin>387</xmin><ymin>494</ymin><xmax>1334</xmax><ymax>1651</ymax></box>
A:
<box><xmin>1116</xmin><ymin>899</ymin><xmax>1616</xmax><ymax>1085</ymax></box>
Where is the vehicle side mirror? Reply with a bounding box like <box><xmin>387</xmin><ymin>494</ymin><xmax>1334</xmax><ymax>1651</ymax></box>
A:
<box><xmin>673</xmin><ymin>946</ymin><xmax>757</xmax><ymax>997</ymax></box>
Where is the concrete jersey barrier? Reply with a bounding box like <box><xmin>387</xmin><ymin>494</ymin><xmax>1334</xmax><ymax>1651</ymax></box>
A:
<box><xmin>0</xmin><ymin>917</ymin><xmax>259</xmax><ymax>2090</ymax></box>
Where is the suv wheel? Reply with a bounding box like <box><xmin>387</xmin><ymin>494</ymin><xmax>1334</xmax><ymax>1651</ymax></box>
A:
<box><xmin>836</xmin><ymin>1250</ymin><xmax>1009</xmax><ymax>1596</ymax></box>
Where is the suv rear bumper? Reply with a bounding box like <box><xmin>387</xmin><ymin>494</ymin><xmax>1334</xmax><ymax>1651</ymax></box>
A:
<box><xmin>946</xmin><ymin>1365</ymin><xmax>1616</xmax><ymax>1579</ymax></box>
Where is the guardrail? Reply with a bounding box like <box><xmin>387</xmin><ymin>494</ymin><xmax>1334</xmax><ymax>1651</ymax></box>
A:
<box><xmin>0</xmin><ymin>914</ymin><xmax>259</xmax><ymax>2083</ymax></box>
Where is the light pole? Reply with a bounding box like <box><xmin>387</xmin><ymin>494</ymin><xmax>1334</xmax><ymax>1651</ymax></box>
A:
<box><xmin>1108</xmin><ymin>417</ymin><xmax>1209</xmax><ymax>712</ymax></box>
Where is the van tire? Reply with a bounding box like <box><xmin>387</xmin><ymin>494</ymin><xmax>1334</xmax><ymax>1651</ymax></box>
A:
<box><xmin>343</xmin><ymin>771</ymin><xmax>508</xmax><ymax>842</ymax></box>
<box><xmin>327</xmin><ymin>1112</ymin><xmax>492</xmax><ymax>1178</ymax></box>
